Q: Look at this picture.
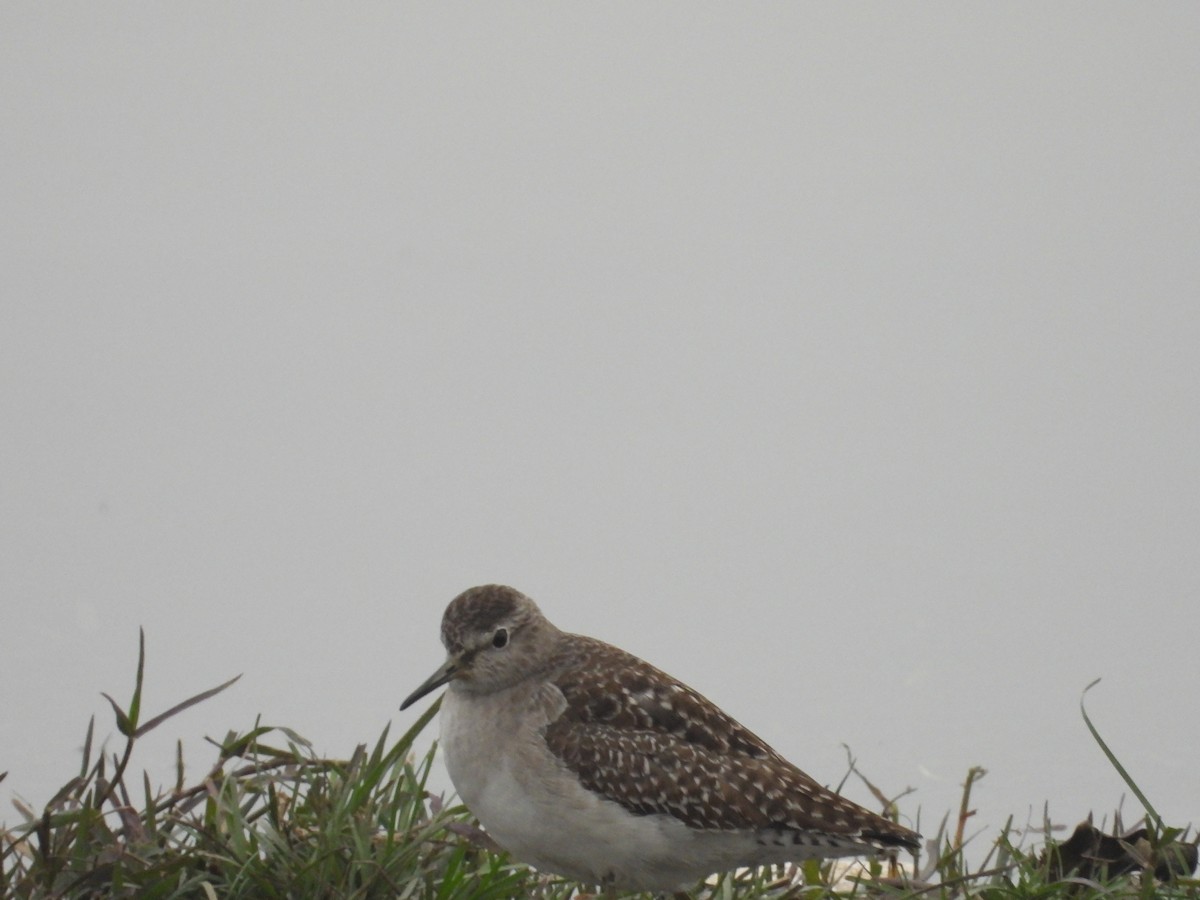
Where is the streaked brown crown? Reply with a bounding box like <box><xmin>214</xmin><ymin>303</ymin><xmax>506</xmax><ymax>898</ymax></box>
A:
<box><xmin>441</xmin><ymin>584</ymin><xmax>539</xmax><ymax>653</ymax></box>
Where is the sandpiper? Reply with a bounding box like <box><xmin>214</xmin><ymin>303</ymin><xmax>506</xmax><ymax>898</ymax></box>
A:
<box><xmin>400</xmin><ymin>584</ymin><xmax>919</xmax><ymax>892</ymax></box>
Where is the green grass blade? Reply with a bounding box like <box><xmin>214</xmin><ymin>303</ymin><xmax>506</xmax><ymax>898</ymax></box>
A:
<box><xmin>128</xmin><ymin>626</ymin><xmax>146</xmax><ymax>730</ymax></box>
<box><xmin>135</xmin><ymin>673</ymin><xmax>243</xmax><ymax>738</ymax></box>
<box><xmin>1080</xmin><ymin>678</ymin><xmax>1163</xmax><ymax>832</ymax></box>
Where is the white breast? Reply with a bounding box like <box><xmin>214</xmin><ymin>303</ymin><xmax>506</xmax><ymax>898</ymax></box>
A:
<box><xmin>438</xmin><ymin>682</ymin><xmax>758</xmax><ymax>891</ymax></box>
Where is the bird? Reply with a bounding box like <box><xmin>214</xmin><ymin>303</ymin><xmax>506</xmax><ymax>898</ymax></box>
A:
<box><xmin>400</xmin><ymin>584</ymin><xmax>920</xmax><ymax>892</ymax></box>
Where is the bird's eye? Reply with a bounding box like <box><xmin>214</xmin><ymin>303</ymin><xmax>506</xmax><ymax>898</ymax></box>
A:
<box><xmin>492</xmin><ymin>628</ymin><xmax>509</xmax><ymax>649</ymax></box>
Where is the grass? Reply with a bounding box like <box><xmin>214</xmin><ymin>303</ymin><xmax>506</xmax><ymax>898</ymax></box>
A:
<box><xmin>1</xmin><ymin>632</ymin><xmax>1195</xmax><ymax>899</ymax></box>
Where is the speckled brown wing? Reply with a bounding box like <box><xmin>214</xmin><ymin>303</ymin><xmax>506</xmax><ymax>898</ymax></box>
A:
<box><xmin>541</xmin><ymin>634</ymin><xmax>917</xmax><ymax>847</ymax></box>
<box><xmin>547</xmin><ymin>634</ymin><xmax>794</xmax><ymax>761</ymax></box>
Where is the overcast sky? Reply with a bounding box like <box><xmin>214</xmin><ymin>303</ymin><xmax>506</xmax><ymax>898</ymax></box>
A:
<box><xmin>3</xmin><ymin>4</ymin><xmax>1197</xmax><ymax>854</ymax></box>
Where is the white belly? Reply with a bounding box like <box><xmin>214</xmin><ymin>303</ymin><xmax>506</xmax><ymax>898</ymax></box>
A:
<box><xmin>438</xmin><ymin>683</ymin><xmax>753</xmax><ymax>891</ymax></box>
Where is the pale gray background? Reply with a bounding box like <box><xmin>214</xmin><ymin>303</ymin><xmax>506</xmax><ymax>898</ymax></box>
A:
<box><xmin>3</xmin><ymin>4</ymin><xmax>1197</xmax><ymax>852</ymax></box>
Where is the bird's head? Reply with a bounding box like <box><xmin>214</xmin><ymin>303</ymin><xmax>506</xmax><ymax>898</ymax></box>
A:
<box><xmin>400</xmin><ymin>584</ymin><xmax>560</xmax><ymax>709</ymax></box>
